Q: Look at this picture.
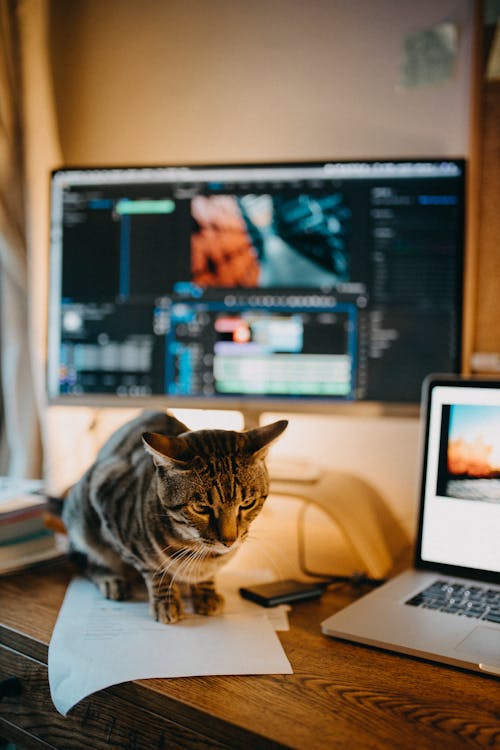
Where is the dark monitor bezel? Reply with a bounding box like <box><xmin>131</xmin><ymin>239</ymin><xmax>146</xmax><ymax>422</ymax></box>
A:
<box><xmin>47</xmin><ymin>158</ymin><xmax>467</xmax><ymax>417</ymax></box>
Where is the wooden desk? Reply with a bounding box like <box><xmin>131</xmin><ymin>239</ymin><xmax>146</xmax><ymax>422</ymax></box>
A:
<box><xmin>1</xmin><ymin>562</ymin><xmax>499</xmax><ymax>750</ymax></box>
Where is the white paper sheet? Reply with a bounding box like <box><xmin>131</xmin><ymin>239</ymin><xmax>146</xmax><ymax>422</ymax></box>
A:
<box><xmin>216</xmin><ymin>569</ymin><xmax>291</xmax><ymax>631</ymax></box>
<box><xmin>48</xmin><ymin>577</ymin><xmax>292</xmax><ymax>715</ymax></box>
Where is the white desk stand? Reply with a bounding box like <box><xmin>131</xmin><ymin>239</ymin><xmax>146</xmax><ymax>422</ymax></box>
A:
<box><xmin>270</xmin><ymin>468</ymin><xmax>410</xmax><ymax>580</ymax></box>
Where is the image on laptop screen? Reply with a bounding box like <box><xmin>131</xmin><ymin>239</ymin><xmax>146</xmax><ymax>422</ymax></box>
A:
<box><xmin>420</xmin><ymin>382</ymin><xmax>500</xmax><ymax>577</ymax></box>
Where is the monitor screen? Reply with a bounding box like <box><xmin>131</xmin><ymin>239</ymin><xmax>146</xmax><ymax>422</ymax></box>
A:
<box><xmin>47</xmin><ymin>160</ymin><xmax>465</xmax><ymax>413</ymax></box>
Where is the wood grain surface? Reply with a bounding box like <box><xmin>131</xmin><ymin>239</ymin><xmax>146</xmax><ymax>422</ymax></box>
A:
<box><xmin>1</xmin><ymin>561</ymin><xmax>499</xmax><ymax>750</ymax></box>
<box><xmin>475</xmin><ymin>81</ymin><xmax>500</xmax><ymax>354</ymax></box>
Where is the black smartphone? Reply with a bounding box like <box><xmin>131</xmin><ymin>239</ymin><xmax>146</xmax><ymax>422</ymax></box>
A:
<box><xmin>239</xmin><ymin>579</ymin><xmax>326</xmax><ymax>607</ymax></box>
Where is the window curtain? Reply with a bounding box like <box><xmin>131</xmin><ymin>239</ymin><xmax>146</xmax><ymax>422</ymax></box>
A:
<box><xmin>0</xmin><ymin>0</ymin><xmax>61</xmax><ymax>477</ymax></box>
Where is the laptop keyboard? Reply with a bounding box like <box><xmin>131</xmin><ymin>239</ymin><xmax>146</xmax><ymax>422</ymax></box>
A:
<box><xmin>406</xmin><ymin>579</ymin><xmax>500</xmax><ymax>623</ymax></box>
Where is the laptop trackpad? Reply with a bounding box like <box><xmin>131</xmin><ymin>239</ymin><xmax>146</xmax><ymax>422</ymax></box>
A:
<box><xmin>454</xmin><ymin>626</ymin><xmax>500</xmax><ymax>666</ymax></box>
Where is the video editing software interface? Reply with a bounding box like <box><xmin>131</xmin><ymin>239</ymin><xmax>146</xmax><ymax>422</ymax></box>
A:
<box><xmin>48</xmin><ymin>161</ymin><xmax>465</xmax><ymax>405</ymax></box>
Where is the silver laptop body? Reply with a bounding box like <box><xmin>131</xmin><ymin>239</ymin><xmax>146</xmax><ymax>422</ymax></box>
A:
<box><xmin>321</xmin><ymin>376</ymin><xmax>500</xmax><ymax>677</ymax></box>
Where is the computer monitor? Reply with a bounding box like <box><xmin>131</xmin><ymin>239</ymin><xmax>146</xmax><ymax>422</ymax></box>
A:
<box><xmin>47</xmin><ymin>159</ymin><xmax>465</xmax><ymax>420</ymax></box>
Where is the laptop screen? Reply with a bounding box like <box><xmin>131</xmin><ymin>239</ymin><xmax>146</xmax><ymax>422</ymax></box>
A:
<box><xmin>417</xmin><ymin>378</ymin><xmax>500</xmax><ymax>582</ymax></box>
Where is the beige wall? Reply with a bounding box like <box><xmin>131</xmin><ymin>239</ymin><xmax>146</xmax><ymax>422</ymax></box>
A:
<box><xmin>45</xmin><ymin>0</ymin><xmax>475</xmax><ymax>548</ymax></box>
<box><xmin>50</xmin><ymin>0</ymin><xmax>473</xmax><ymax>165</ymax></box>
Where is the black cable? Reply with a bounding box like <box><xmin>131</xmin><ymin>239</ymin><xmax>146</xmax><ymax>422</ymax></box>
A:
<box><xmin>296</xmin><ymin>499</ymin><xmax>387</xmax><ymax>589</ymax></box>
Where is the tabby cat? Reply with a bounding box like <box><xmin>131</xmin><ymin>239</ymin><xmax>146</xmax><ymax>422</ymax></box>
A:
<box><xmin>62</xmin><ymin>410</ymin><xmax>287</xmax><ymax>624</ymax></box>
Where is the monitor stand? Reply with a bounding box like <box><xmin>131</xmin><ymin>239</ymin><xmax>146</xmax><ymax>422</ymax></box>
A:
<box><xmin>241</xmin><ymin>408</ymin><xmax>410</xmax><ymax>579</ymax></box>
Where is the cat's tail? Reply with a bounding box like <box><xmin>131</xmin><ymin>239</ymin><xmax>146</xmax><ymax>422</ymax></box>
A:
<box><xmin>44</xmin><ymin>490</ymin><xmax>70</xmax><ymax>534</ymax></box>
<box><xmin>44</xmin><ymin>489</ymin><xmax>90</xmax><ymax>570</ymax></box>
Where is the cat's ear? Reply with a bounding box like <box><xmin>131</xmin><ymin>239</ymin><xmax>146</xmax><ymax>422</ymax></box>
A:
<box><xmin>142</xmin><ymin>431</ymin><xmax>195</xmax><ymax>468</ymax></box>
<box><xmin>243</xmin><ymin>420</ymin><xmax>288</xmax><ymax>458</ymax></box>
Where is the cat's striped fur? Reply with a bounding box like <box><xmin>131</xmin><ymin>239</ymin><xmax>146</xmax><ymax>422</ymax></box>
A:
<box><xmin>62</xmin><ymin>410</ymin><xmax>287</xmax><ymax>623</ymax></box>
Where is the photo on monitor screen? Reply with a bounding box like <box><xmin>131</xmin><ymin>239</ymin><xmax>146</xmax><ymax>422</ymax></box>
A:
<box><xmin>436</xmin><ymin>403</ymin><xmax>500</xmax><ymax>504</ymax></box>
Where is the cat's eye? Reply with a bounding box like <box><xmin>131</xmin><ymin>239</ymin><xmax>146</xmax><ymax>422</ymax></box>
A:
<box><xmin>191</xmin><ymin>502</ymin><xmax>211</xmax><ymax>515</ymax></box>
<box><xmin>240</xmin><ymin>497</ymin><xmax>257</xmax><ymax>510</ymax></box>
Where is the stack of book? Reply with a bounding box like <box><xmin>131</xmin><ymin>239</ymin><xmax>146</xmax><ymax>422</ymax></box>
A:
<box><xmin>0</xmin><ymin>477</ymin><xmax>66</xmax><ymax>574</ymax></box>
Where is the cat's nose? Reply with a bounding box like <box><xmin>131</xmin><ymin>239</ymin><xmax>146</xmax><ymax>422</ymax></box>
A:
<box><xmin>217</xmin><ymin>510</ymin><xmax>238</xmax><ymax>547</ymax></box>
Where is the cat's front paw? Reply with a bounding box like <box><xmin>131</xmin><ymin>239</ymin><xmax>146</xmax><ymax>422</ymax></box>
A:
<box><xmin>97</xmin><ymin>576</ymin><xmax>130</xmax><ymax>601</ymax></box>
<box><xmin>152</xmin><ymin>596</ymin><xmax>184</xmax><ymax>624</ymax></box>
<box><xmin>191</xmin><ymin>586</ymin><xmax>225</xmax><ymax>616</ymax></box>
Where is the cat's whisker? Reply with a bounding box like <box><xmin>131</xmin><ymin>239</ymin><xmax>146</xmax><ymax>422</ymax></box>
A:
<box><xmin>166</xmin><ymin>557</ymin><xmax>188</xmax><ymax>597</ymax></box>
<box><xmin>182</xmin><ymin>543</ymin><xmax>206</xmax><ymax>584</ymax></box>
<box><xmin>187</xmin><ymin>544</ymin><xmax>211</xmax><ymax>584</ymax></box>
<box><xmin>158</xmin><ymin>546</ymin><xmax>194</xmax><ymax>580</ymax></box>
<box><xmin>168</xmin><ymin>546</ymin><xmax>199</xmax><ymax>590</ymax></box>
<box><xmin>196</xmin><ymin>545</ymin><xmax>212</xmax><ymax>580</ymax></box>
<box><xmin>243</xmin><ymin>533</ymin><xmax>290</xmax><ymax>579</ymax></box>
<box><xmin>170</xmin><ymin>546</ymin><xmax>205</xmax><ymax>598</ymax></box>
<box><xmin>155</xmin><ymin>544</ymin><xmax>191</xmax><ymax>572</ymax></box>
<box><xmin>153</xmin><ymin>545</ymin><xmax>194</xmax><ymax>592</ymax></box>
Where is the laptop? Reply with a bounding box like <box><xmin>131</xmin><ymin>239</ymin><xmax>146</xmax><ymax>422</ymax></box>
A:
<box><xmin>321</xmin><ymin>375</ymin><xmax>500</xmax><ymax>677</ymax></box>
